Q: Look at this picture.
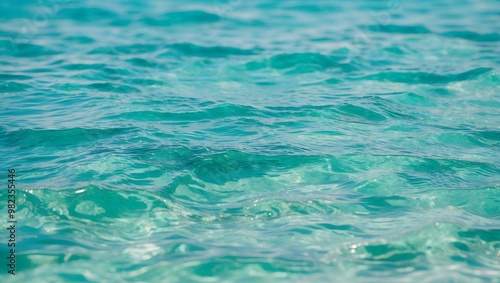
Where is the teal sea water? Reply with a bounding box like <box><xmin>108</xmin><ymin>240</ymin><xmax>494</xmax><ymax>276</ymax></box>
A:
<box><xmin>1</xmin><ymin>0</ymin><xmax>499</xmax><ymax>282</ymax></box>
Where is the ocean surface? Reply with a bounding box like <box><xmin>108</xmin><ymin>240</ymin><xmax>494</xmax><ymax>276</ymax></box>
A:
<box><xmin>1</xmin><ymin>0</ymin><xmax>499</xmax><ymax>282</ymax></box>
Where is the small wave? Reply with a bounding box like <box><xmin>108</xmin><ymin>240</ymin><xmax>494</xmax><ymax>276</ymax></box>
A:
<box><xmin>357</xmin><ymin>68</ymin><xmax>492</xmax><ymax>84</ymax></box>
<box><xmin>336</xmin><ymin>104</ymin><xmax>387</xmax><ymax>122</ymax></box>
<box><xmin>246</xmin><ymin>52</ymin><xmax>355</xmax><ymax>72</ymax></box>
<box><xmin>362</xmin><ymin>24</ymin><xmax>499</xmax><ymax>42</ymax></box>
<box><xmin>441</xmin><ymin>31</ymin><xmax>500</xmax><ymax>42</ymax></box>
<box><xmin>166</xmin><ymin>43</ymin><xmax>259</xmax><ymax>58</ymax></box>
<box><xmin>141</xmin><ymin>11</ymin><xmax>221</xmax><ymax>26</ymax></box>
<box><xmin>6</xmin><ymin>127</ymin><xmax>132</xmax><ymax>148</ymax></box>
<box><xmin>52</xmin><ymin>82</ymin><xmax>139</xmax><ymax>93</ymax></box>
<box><xmin>473</xmin><ymin>130</ymin><xmax>500</xmax><ymax>146</ymax></box>
<box><xmin>83</xmin><ymin>82</ymin><xmax>140</xmax><ymax>93</ymax></box>
<box><xmin>0</xmin><ymin>81</ymin><xmax>32</xmax><ymax>93</ymax></box>
<box><xmin>60</xmin><ymin>63</ymin><xmax>106</xmax><ymax>71</ymax></box>
<box><xmin>63</xmin><ymin>35</ymin><xmax>96</xmax><ymax>44</ymax></box>
<box><xmin>393</xmin><ymin>92</ymin><xmax>437</xmax><ymax>107</ymax></box>
<box><xmin>2</xmin><ymin>42</ymin><xmax>59</xmax><ymax>57</ymax></box>
<box><xmin>115</xmin><ymin>101</ymin><xmax>396</xmax><ymax>126</ymax></box>
<box><xmin>125</xmin><ymin>58</ymin><xmax>159</xmax><ymax>68</ymax></box>
<box><xmin>114</xmin><ymin>44</ymin><xmax>162</xmax><ymax>55</ymax></box>
<box><xmin>363</xmin><ymin>24</ymin><xmax>431</xmax><ymax>34</ymax></box>
<box><xmin>57</xmin><ymin>7</ymin><xmax>118</xmax><ymax>22</ymax></box>
<box><xmin>284</xmin><ymin>4</ymin><xmax>342</xmax><ymax>12</ymax></box>
<box><xmin>113</xmin><ymin>104</ymin><xmax>266</xmax><ymax>121</ymax></box>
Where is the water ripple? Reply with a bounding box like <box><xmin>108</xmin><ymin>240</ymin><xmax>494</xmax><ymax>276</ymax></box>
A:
<box><xmin>1</xmin><ymin>0</ymin><xmax>499</xmax><ymax>282</ymax></box>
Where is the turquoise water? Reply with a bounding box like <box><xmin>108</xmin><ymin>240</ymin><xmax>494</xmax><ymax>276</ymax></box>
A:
<box><xmin>1</xmin><ymin>0</ymin><xmax>499</xmax><ymax>282</ymax></box>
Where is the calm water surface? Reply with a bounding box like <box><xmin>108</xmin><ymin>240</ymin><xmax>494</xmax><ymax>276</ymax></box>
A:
<box><xmin>0</xmin><ymin>0</ymin><xmax>499</xmax><ymax>282</ymax></box>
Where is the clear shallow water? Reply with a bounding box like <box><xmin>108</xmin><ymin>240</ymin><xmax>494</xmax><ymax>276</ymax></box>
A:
<box><xmin>1</xmin><ymin>0</ymin><xmax>499</xmax><ymax>282</ymax></box>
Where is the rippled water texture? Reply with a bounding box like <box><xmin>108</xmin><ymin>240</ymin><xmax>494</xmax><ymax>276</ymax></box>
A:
<box><xmin>1</xmin><ymin>0</ymin><xmax>499</xmax><ymax>282</ymax></box>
